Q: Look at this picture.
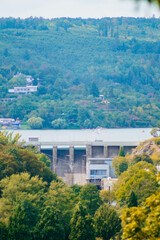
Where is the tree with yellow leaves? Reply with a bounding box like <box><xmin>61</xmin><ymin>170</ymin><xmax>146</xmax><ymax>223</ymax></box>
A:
<box><xmin>122</xmin><ymin>191</ymin><xmax>160</xmax><ymax>240</ymax></box>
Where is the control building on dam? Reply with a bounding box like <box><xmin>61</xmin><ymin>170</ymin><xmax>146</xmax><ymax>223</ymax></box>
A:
<box><xmin>12</xmin><ymin>128</ymin><xmax>152</xmax><ymax>185</ymax></box>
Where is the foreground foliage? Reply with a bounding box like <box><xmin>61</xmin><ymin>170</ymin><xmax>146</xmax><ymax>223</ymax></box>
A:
<box><xmin>0</xmin><ymin>133</ymin><xmax>159</xmax><ymax>239</ymax></box>
<box><xmin>0</xmin><ymin>132</ymin><xmax>56</xmax><ymax>184</ymax></box>
<box><xmin>69</xmin><ymin>202</ymin><xmax>95</xmax><ymax>240</ymax></box>
<box><xmin>111</xmin><ymin>138</ymin><xmax>160</xmax><ymax>239</ymax></box>
<box><xmin>94</xmin><ymin>203</ymin><xmax>121</xmax><ymax>240</ymax></box>
<box><xmin>122</xmin><ymin>191</ymin><xmax>160</xmax><ymax>240</ymax></box>
<box><xmin>113</xmin><ymin>161</ymin><xmax>158</xmax><ymax>206</ymax></box>
<box><xmin>0</xmin><ymin>132</ymin><xmax>122</xmax><ymax>240</ymax></box>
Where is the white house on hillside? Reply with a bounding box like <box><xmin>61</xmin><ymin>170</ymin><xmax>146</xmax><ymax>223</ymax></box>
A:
<box><xmin>8</xmin><ymin>86</ymin><xmax>37</xmax><ymax>94</ymax></box>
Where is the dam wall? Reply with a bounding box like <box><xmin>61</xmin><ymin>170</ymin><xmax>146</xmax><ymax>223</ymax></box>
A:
<box><xmin>10</xmin><ymin>128</ymin><xmax>152</xmax><ymax>185</ymax></box>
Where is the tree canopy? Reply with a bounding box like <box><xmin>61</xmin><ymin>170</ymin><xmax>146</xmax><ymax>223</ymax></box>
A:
<box><xmin>79</xmin><ymin>184</ymin><xmax>102</xmax><ymax>216</ymax></box>
<box><xmin>0</xmin><ymin>17</ymin><xmax>160</xmax><ymax>129</ymax></box>
<box><xmin>0</xmin><ymin>132</ymin><xmax>57</xmax><ymax>184</ymax></box>
<box><xmin>94</xmin><ymin>203</ymin><xmax>121</xmax><ymax>240</ymax></box>
<box><xmin>122</xmin><ymin>191</ymin><xmax>160</xmax><ymax>240</ymax></box>
<box><xmin>69</xmin><ymin>202</ymin><xmax>95</xmax><ymax>240</ymax></box>
<box><xmin>113</xmin><ymin>161</ymin><xmax>159</xmax><ymax>206</ymax></box>
<box><xmin>0</xmin><ymin>132</ymin><xmax>159</xmax><ymax>239</ymax></box>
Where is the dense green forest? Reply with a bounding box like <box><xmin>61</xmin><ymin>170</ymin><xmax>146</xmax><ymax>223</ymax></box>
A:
<box><xmin>0</xmin><ymin>17</ymin><xmax>160</xmax><ymax>129</ymax></box>
<box><xmin>0</xmin><ymin>132</ymin><xmax>160</xmax><ymax>240</ymax></box>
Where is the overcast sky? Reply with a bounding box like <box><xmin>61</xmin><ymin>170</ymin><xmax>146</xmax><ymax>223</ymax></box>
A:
<box><xmin>0</xmin><ymin>0</ymin><xmax>159</xmax><ymax>19</ymax></box>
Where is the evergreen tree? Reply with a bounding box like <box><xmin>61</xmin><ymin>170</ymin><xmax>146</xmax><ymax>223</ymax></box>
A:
<box><xmin>119</xmin><ymin>146</ymin><xmax>125</xmax><ymax>157</ymax></box>
<box><xmin>79</xmin><ymin>184</ymin><xmax>102</xmax><ymax>216</ymax></box>
<box><xmin>0</xmin><ymin>222</ymin><xmax>8</xmax><ymax>240</ymax></box>
<box><xmin>90</xmin><ymin>82</ymin><xmax>99</xmax><ymax>97</ymax></box>
<box><xmin>127</xmin><ymin>191</ymin><xmax>138</xmax><ymax>208</ymax></box>
<box><xmin>94</xmin><ymin>203</ymin><xmax>121</xmax><ymax>240</ymax></box>
<box><xmin>69</xmin><ymin>202</ymin><xmax>95</xmax><ymax>240</ymax></box>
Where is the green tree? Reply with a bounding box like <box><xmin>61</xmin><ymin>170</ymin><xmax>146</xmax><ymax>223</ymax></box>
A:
<box><xmin>0</xmin><ymin>132</ymin><xmax>22</xmax><ymax>146</ymax></box>
<box><xmin>38</xmin><ymin>153</ymin><xmax>51</xmax><ymax>168</ymax></box>
<box><xmin>113</xmin><ymin>162</ymin><xmax>158</xmax><ymax>206</ymax></box>
<box><xmin>0</xmin><ymin>132</ymin><xmax>8</xmax><ymax>145</ymax></box>
<box><xmin>51</xmin><ymin>118</ymin><xmax>67</xmax><ymax>129</ymax></box>
<box><xmin>127</xmin><ymin>191</ymin><xmax>138</xmax><ymax>208</ymax></box>
<box><xmin>0</xmin><ymin>173</ymin><xmax>46</xmax><ymax>223</ymax></box>
<box><xmin>0</xmin><ymin>132</ymin><xmax>56</xmax><ymax>183</ymax></box>
<box><xmin>8</xmin><ymin>200</ymin><xmax>39</xmax><ymax>240</ymax></box>
<box><xmin>77</xmin><ymin>108</ymin><xmax>90</xmax><ymax>128</ymax></box>
<box><xmin>34</xmin><ymin>206</ymin><xmax>65</xmax><ymax>240</ymax></box>
<box><xmin>119</xmin><ymin>161</ymin><xmax>128</xmax><ymax>175</ymax></box>
<box><xmin>27</xmin><ymin>117</ymin><xmax>44</xmax><ymax>129</ymax></box>
<box><xmin>0</xmin><ymin>145</ymin><xmax>56</xmax><ymax>184</ymax></box>
<box><xmin>112</xmin><ymin>156</ymin><xmax>128</xmax><ymax>177</ymax></box>
<box><xmin>90</xmin><ymin>82</ymin><xmax>99</xmax><ymax>97</ymax></box>
<box><xmin>69</xmin><ymin>202</ymin><xmax>95</xmax><ymax>240</ymax></box>
<box><xmin>37</xmin><ymin>85</ymin><xmax>47</xmax><ymax>95</ymax></box>
<box><xmin>70</xmin><ymin>184</ymin><xmax>82</xmax><ymax>198</ymax></box>
<box><xmin>94</xmin><ymin>203</ymin><xmax>121</xmax><ymax>240</ymax></box>
<box><xmin>119</xmin><ymin>146</ymin><xmax>125</xmax><ymax>157</ymax></box>
<box><xmin>132</xmin><ymin>153</ymin><xmax>153</xmax><ymax>165</ymax></box>
<box><xmin>0</xmin><ymin>152</ymin><xmax>19</xmax><ymax>180</ymax></box>
<box><xmin>0</xmin><ymin>222</ymin><xmax>8</xmax><ymax>240</ymax></box>
<box><xmin>79</xmin><ymin>184</ymin><xmax>102</xmax><ymax>216</ymax></box>
<box><xmin>45</xmin><ymin>181</ymin><xmax>74</xmax><ymax>239</ymax></box>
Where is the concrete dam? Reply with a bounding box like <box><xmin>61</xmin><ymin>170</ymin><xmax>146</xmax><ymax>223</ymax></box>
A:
<box><xmin>11</xmin><ymin>128</ymin><xmax>152</xmax><ymax>185</ymax></box>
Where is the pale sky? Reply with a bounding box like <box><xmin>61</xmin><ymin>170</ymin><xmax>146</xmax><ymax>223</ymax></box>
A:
<box><xmin>0</xmin><ymin>0</ymin><xmax>159</xmax><ymax>19</ymax></box>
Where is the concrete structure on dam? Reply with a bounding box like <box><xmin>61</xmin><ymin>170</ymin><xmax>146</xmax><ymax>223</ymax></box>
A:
<box><xmin>11</xmin><ymin>128</ymin><xmax>152</xmax><ymax>185</ymax></box>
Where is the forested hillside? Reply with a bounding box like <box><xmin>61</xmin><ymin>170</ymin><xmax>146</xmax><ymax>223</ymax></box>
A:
<box><xmin>0</xmin><ymin>17</ymin><xmax>160</xmax><ymax>129</ymax></box>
